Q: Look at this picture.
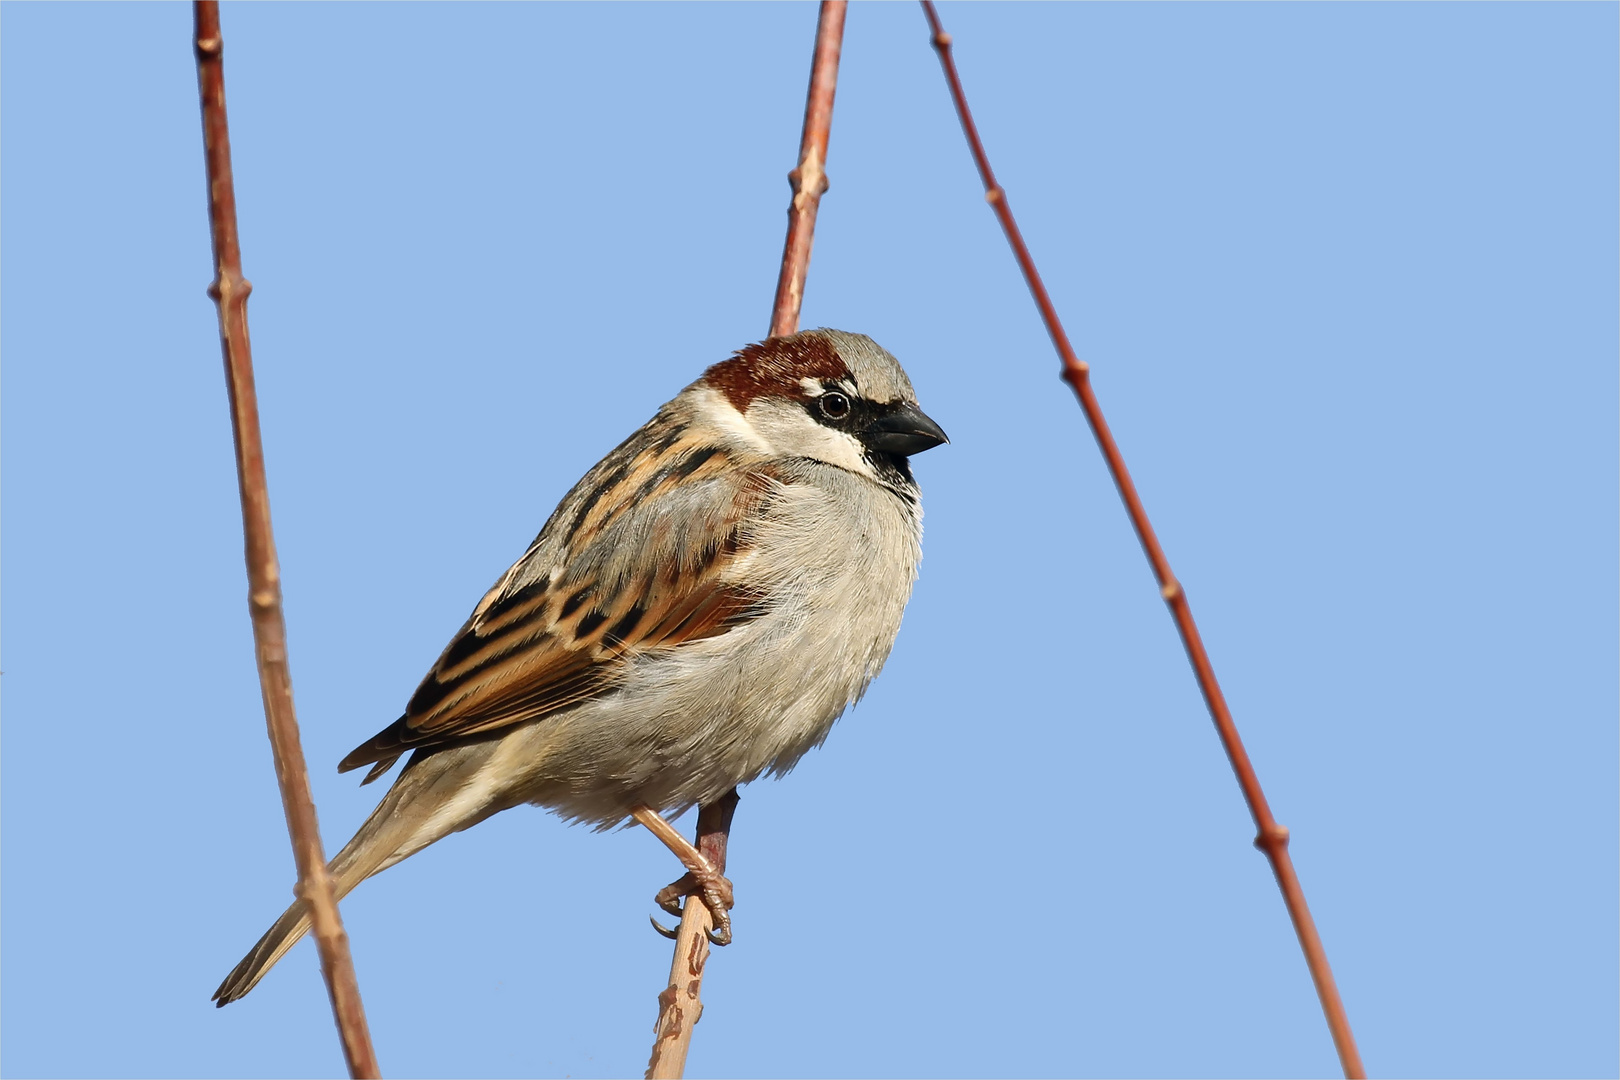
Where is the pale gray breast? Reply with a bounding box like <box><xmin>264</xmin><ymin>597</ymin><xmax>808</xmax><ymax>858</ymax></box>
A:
<box><xmin>511</xmin><ymin>455</ymin><xmax>924</xmax><ymax>824</ymax></box>
<box><xmin>736</xmin><ymin>460</ymin><xmax>924</xmax><ymax>764</ymax></box>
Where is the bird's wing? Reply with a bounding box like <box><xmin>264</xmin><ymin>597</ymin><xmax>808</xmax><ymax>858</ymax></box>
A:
<box><xmin>339</xmin><ymin>430</ymin><xmax>780</xmax><ymax>780</ymax></box>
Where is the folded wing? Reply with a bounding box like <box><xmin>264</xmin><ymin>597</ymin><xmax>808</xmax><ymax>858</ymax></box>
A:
<box><xmin>340</xmin><ymin>436</ymin><xmax>778</xmax><ymax>782</ymax></box>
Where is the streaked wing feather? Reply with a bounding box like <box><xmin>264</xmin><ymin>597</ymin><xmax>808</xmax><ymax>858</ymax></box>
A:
<box><xmin>339</xmin><ymin>432</ymin><xmax>775</xmax><ymax>776</ymax></box>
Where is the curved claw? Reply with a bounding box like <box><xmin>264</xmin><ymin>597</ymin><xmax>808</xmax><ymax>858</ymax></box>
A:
<box><xmin>651</xmin><ymin>870</ymin><xmax>736</xmax><ymax>945</ymax></box>
<box><xmin>699</xmin><ymin>884</ymin><xmax>733</xmax><ymax>945</ymax></box>
<box><xmin>649</xmin><ymin>914</ymin><xmax>679</xmax><ymax>940</ymax></box>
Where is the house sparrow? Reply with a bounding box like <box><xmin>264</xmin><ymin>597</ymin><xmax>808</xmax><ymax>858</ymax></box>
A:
<box><xmin>214</xmin><ymin>329</ymin><xmax>947</xmax><ymax>1005</ymax></box>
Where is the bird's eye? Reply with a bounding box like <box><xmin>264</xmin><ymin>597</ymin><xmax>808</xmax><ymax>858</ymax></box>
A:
<box><xmin>819</xmin><ymin>392</ymin><xmax>851</xmax><ymax>420</ymax></box>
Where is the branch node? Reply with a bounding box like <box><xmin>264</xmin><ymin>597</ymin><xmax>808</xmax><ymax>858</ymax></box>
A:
<box><xmin>985</xmin><ymin>185</ymin><xmax>1005</xmax><ymax>205</ymax></box>
<box><xmin>208</xmin><ymin>275</ymin><xmax>253</xmax><ymax>303</ymax></box>
<box><xmin>1159</xmin><ymin>579</ymin><xmax>1183</xmax><ymax>602</ymax></box>
<box><xmin>1255</xmin><ymin>824</ymin><xmax>1291</xmax><ymax>853</ymax></box>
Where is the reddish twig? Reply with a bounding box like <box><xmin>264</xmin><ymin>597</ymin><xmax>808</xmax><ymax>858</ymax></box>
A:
<box><xmin>643</xmin><ymin>5</ymin><xmax>847</xmax><ymax>1076</ymax></box>
<box><xmin>917</xmin><ymin>4</ymin><xmax>1364</xmax><ymax>1077</ymax></box>
<box><xmin>769</xmin><ymin>0</ymin><xmax>848</xmax><ymax>338</ymax></box>
<box><xmin>194</xmin><ymin>4</ymin><xmax>380</xmax><ymax>1076</ymax></box>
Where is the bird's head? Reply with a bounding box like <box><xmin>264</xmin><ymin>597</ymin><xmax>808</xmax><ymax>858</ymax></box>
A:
<box><xmin>696</xmin><ymin>329</ymin><xmax>948</xmax><ymax>482</ymax></box>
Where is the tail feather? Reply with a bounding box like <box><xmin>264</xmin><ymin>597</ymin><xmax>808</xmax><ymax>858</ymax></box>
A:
<box><xmin>212</xmin><ymin>796</ymin><xmax>402</xmax><ymax>1007</ymax></box>
<box><xmin>213</xmin><ymin>895</ymin><xmax>317</xmax><ymax>1006</ymax></box>
<box><xmin>214</xmin><ymin>741</ymin><xmax>513</xmax><ymax>1005</ymax></box>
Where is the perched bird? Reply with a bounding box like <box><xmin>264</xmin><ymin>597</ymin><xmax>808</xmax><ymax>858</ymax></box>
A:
<box><xmin>214</xmin><ymin>329</ymin><xmax>947</xmax><ymax>1005</ymax></box>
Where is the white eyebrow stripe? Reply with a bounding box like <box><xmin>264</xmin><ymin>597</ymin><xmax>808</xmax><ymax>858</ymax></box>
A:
<box><xmin>798</xmin><ymin>376</ymin><xmax>860</xmax><ymax>397</ymax></box>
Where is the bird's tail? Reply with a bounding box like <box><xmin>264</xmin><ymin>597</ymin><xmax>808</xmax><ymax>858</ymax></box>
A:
<box><xmin>213</xmin><ymin>741</ymin><xmax>513</xmax><ymax>1005</ymax></box>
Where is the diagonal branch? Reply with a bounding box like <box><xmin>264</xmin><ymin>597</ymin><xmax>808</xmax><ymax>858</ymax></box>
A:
<box><xmin>916</xmin><ymin>4</ymin><xmax>1365</xmax><ymax>1077</ymax></box>
<box><xmin>642</xmin><ymin>5</ymin><xmax>848</xmax><ymax>1078</ymax></box>
<box><xmin>193</xmin><ymin>4</ymin><xmax>380</xmax><ymax>1076</ymax></box>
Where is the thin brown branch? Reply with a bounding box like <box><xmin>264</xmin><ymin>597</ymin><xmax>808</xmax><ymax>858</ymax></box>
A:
<box><xmin>194</xmin><ymin>4</ymin><xmax>380</xmax><ymax>1076</ymax></box>
<box><xmin>769</xmin><ymin>0</ymin><xmax>848</xmax><ymax>338</ymax></box>
<box><xmin>640</xmin><ymin>796</ymin><xmax>737</xmax><ymax>1080</ymax></box>
<box><xmin>917</xmin><ymin>4</ymin><xmax>1364</xmax><ymax>1076</ymax></box>
<box><xmin>647</xmin><ymin>905</ymin><xmax>714</xmax><ymax>1080</ymax></box>
<box><xmin>641</xmin><ymin>6</ymin><xmax>848</xmax><ymax>1076</ymax></box>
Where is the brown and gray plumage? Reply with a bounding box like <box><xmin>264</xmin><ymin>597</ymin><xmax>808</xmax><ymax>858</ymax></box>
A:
<box><xmin>214</xmin><ymin>329</ymin><xmax>947</xmax><ymax>1005</ymax></box>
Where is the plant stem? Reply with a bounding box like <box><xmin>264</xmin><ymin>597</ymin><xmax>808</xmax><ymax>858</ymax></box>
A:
<box><xmin>194</xmin><ymin>4</ymin><xmax>380</xmax><ymax>1075</ymax></box>
<box><xmin>917</xmin><ymin>4</ymin><xmax>1365</xmax><ymax>1076</ymax></box>
<box><xmin>769</xmin><ymin>0</ymin><xmax>848</xmax><ymax>338</ymax></box>
<box><xmin>643</xmin><ymin>5</ymin><xmax>848</xmax><ymax>1076</ymax></box>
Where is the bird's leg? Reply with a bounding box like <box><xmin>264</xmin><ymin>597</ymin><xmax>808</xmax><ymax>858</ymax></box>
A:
<box><xmin>657</xmin><ymin>790</ymin><xmax>739</xmax><ymax>939</ymax></box>
<box><xmin>631</xmin><ymin>788</ymin><xmax>739</xmax><ymax>946</ymax></box>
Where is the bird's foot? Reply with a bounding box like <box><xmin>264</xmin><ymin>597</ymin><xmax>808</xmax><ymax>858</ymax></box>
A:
<box><xmin>635</xmin><ymin>790</ymin><xmax>740</xmax><ymax>946</ymax></box>
<box><xmin>651</xmin><ymin>869</ymin><xmax>735</xmax><ymax>946</ymax></box>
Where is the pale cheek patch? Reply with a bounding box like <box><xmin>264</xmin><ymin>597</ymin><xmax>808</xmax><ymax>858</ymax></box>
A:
<box><xmin>745</xmin><ymin>399</ymin><xmax>873</xmax><ymax>478</ymax></box>
<box><xmin>687</xmin><ymin>386</ymin><xmax>774</xmax><ymax>454</ymax></box>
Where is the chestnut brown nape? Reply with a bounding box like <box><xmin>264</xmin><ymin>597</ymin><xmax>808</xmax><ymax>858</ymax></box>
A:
<box><xmin>702</xmin><ymin>332</ymin><xmax>850</xmax><ymax>412</ymax></box>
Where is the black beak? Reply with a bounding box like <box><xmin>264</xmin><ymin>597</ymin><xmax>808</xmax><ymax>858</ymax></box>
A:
<box><xmin>858</xmin><ymin>403</ymin><xmax>950</xmax><ymax>456</ymax></box>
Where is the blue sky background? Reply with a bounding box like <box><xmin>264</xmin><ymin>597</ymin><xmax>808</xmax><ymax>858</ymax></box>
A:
<box><xmin>3</xmin><ymin>3</ymin><xmax>1615</xmax><ymax>1078</ymax></box>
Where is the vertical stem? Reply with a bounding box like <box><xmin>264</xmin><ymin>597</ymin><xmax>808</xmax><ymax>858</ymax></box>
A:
<box><xmin>646</xmin><ymin>909</ymin><xmax>713</xmax><ymax>1080</ymax></box>
<box><xmin>645</xmin><ymin>14</ymin><xmax>851</xmax><ymax>1073</ymax></box>
<box><xmin>769</xmin><ymin>0</ymin><xmax>848</xmax><ymax>338</ymax></box>
<box><xmin>193</xmin><ymin>4</ymin><xmax>380</xmax><ymax>1076</ymax></box>
<box><xmin>917</xmin><ymin>4</ymin><xmax>1365</xmax><ymax>1077</ymax></box>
